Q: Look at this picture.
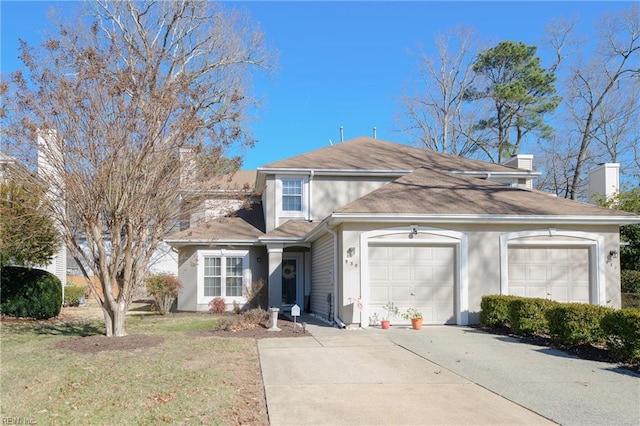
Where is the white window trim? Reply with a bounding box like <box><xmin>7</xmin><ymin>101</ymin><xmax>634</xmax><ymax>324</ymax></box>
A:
<box><xmin>197</xmin><ymin>249</ymin><xmax>251</xmax><ymax>305</ymax></box>
<box><xmin>275</xmin><ymin>174</ymin><xmax>309</xmax><ymax>220</ymax></box>
<box><xmin>499</xmin><ymin>229</ymin><xmax>605</xmax><ymax>305</ymax></box>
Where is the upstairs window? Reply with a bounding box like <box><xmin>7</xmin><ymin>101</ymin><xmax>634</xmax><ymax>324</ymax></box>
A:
<box><xmin>282</xmin><ymin>179</ymin><xmax>303</xmax><ymax>212</ymax></box>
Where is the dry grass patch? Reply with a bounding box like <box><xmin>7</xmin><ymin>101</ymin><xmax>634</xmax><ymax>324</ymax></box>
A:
<box><xmin>1</xmin><ymin>310</ymin><xmax>268</xmax><ymax>425</ymax></box>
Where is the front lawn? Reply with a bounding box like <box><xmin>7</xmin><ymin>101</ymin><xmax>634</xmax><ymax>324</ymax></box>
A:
<box><xmin>0</xmin><ymin>309</ymin><xmax>268</xmax><ymax>425</ymax></box>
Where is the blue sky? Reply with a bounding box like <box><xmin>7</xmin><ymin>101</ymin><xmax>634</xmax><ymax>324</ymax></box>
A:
<box><xmin>0</xmin><ymin>1</ymin><xmax>633</xmax><ymax>170</ymax></box>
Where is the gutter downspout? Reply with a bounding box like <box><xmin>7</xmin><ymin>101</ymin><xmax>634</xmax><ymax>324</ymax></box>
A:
<box><xmin>324</xmin><ymin>222</ymin><xmax>346</xmax><ymax>328</ymax></box>
<box><xmin>308</xmin><ymin>170</ymin><xmax>314</xmax><ymax>222</ymax></box>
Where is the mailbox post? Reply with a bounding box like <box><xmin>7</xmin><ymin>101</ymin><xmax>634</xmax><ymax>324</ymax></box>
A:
<box><xmin>291</xmin><ymin>303</ymin><xmax>300</xmax><ymax>327</ymax></box>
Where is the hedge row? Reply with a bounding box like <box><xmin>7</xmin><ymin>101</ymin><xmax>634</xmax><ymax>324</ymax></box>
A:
<box><xmin>480</xmin><ymin>295</ymin><xmax>640</xmax><ymax>362</ymax></box>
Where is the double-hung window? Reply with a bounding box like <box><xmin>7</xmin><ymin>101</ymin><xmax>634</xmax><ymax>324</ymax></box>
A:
<box><xmin>225</xmin><ymin>257</ymin><xmax>243</xmax><ymax>297</ymax></box>
<box><xmin>282</xmin><ymin>179</ymin><xmax>303</xmax><ymax>212</ymax></box>
<box><xmin>199</xmin><ymin>250</ymin><xmax>249</xmax><ymax>302</ymax></box>
<box><xmin>203</xmin><ymin>257</ymin><xmax>222</xmax><ymax>297</ymax></box>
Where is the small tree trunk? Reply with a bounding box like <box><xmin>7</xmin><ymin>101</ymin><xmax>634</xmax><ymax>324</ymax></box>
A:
<box><xmin>112</xmin><ymin>303</ymin><xmax>127</xmax><ymax>337</ymax></box>
<box><xmin>102</xmin><ymin>306</ymin><xmax>114</xmax><ymax>336</ymax></box>
<box><xmin>102</xmin><ymin>301</ymin><xmax>127</xmax><ymax>337</ymax></box>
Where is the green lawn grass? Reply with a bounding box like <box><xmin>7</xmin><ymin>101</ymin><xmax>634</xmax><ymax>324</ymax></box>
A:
<box><xmin>0</xmin><ymin>313</ymin><xmax>268</xmax><ymax>425</ymax></box>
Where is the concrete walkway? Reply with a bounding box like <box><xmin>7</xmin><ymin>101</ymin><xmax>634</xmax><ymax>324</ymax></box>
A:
<box><xmin>259</xmin><ymin>317</ymin><xmax>628</xmax><ymax>425</ymax></box>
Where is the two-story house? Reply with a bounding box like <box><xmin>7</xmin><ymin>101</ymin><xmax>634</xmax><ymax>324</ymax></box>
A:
<box><xmin>165</xmin><ymin>136</ymin><xmax>640</xmax><ymax>327</ymax></box>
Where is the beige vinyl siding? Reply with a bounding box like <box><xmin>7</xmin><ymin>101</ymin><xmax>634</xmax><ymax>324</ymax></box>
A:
<box><xmin>310</xmin><ymin>176</ymin><xmax>393</xmax><ymax>221</ymax></box>
<box><xmin>310</xmin><ymin>232</ymin><xmax>334</xmax><ymax>320</ymax></box>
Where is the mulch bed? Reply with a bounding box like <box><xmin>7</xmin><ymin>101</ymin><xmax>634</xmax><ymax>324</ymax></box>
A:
<box><xmin>191</xmin><ymin>315</ymin><xmax>310</xmax><ymax>339</ymax></box>
<box><xmin>54</xmin><ymin>334</ymin><xmax>165</xmax><ymax>354</ymax></box>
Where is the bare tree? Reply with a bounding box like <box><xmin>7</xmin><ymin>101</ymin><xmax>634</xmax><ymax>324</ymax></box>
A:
<box><xmin>397</xmin><ymin>27</ymin><xmax>484</xmax><ymax>157</ymax></box>
<box><xmin>591</xmin><ymin>81</ymin><xmax>640</xmax><ymax>170</ymax></box>
<box><xmin>2</xmin><ymin>0</ymin><xmax>272</xmax><ymax>336</ymax></box>
<box><xmin>563</xmin><ymin>4</ymin><xmax>640</xmax><ymax>199</ymax></box>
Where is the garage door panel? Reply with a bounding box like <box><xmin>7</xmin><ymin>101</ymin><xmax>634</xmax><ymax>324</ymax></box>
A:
<box><xmin>369</xmin><ymin>246</ymin><xmax>389</xmax><ymax>261</ymax></box>
<box><xmin>528</xmin><ymin>266</ymin><xmax>547</xmax><ymax>281</ymax></box>
<box><xmin>391</xmin><ymin>266</ymin><xmax>411</xmax><ymax>281</ymax></box>
<box><xmin>391</xmin><ymin>246</ymin><xmax>411</xmax><ymax>262</ymax></box>
<box><xmin>435</xmin><ymin>265</ymin><xmax>453</xmax><ymax>282</ymax></box>
<box><xmin>527</xmin><ymin>285</ymin><xmax>549</xmax><ymax>299</ymax></box>
<box><xmin>413</xmin><ymin>265</ymin><xmax>433</xmax><ymax>281</ymax></box>
<box><xmin>572</xmin><ymin>266</ymin><xmax>589</xmax><ymax>281</ymax></box>
<box><xmin>569</xmin><ymin>249</ymin><xmax>587</xmax><ymax>262</ymax></box>
<box><xmin>368</xmin><ymin>245</ymin><xmax>455</xmax><ymax>325</ymax></box>
<box><xmin>369</xmin><ymin>266</ymin><xmax>390</xmax><ymax>282</ymax></box>
<box><xmin>510</xmin><ymin>286</ymin><xmax>525</xmax><ymax>297</ymax></box>
<box><xmin>509</xmin><ymin>248</ymin><xmax>526</xmax><ymax>262</ymax></box>
<box><xmin>510</xmin><ymin>265</ymin><xmax>526</xmax><ymax>280</ymax></box>
<box><xmin>528</xmin><ymin>248</ymin><xmax>548</xmax><ymax>262</ymax></box>
<box><xmin>508</xmin><ymin>246</ymin><xmax>590</xmax><ymax>304</ymax></box>
<box><xmin>570</xmin><ymin>287</ymin><xmax>589</xmax><ymax>303</ymax></box>
<box><xmin>414</xmin><ymin>247</ymin><xmax>434</xmax><ymax>261</ymax></box>
<box><xmin>549</xmin><ymin>266</ymin><xmax>570</xmax><ymax>282</ymax></box>
<box><xmin>436</xmin><ymin>248</ymin><xmax>454</xmax><ymax>262</ymax></box>
<box><xmin>391</xmin><ymin>286</ymin><xmax>412</xmax><ymax>303</ymax></box>
<box><xmin>370</xmin><ymin>287</ymin><xmax>389</xmax><ymax>304</ymax></box>
<box><xmin>413</xmin><ymin>287</ymin><xmax>432</xmax><ymax>302</ymax></box>
<box><xmin>549</xmin><ymin>286</ymin><xmax>569</xmax><ymax>301</ymax></box>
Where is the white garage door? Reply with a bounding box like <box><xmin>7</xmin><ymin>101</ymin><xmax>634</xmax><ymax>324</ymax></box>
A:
<box><xmin>369</xmin><ymin>244</ymin><xmax>455</xmax><ymax>325</ymax></box>
<box><xmin>508</xmin><ymin>246</ymin><xmax>590</xmax><ymax>303</ymax></box>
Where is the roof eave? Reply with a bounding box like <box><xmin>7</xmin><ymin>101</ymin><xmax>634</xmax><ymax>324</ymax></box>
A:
<box><xmin>452</xmin><ymin>170</ymin><xmax>542</xmax><ymax>178</ymax></box>
<box><xmin>257</xmin><ymin>167</ymin><xmax>410</xmax><ymax>176</ymax></box>
<box><xmin>164</xmin><ymin>238</ymin><xmax>262</xmax><ymax>248</ymax></box>
<box><xmin>328</xmin><ymin>213</ymin><xmax>640</xmax><ymax>226</ymax></box>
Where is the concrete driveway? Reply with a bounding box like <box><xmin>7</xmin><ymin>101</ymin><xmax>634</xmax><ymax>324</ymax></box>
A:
<box><xmin>258</xmin><ymin>319</ymin><xmax>639</xmax><ymax>426</ymax></box>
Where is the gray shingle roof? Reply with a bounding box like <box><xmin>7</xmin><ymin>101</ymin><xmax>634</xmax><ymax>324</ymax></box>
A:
<box><xmin>335</xmin><ymin>167</ymin><xmax>638</xmax><ymax>218</ymax></box>
<box><xmin>261</xmin><ymin>220</ymin><xmax>319</xmax><ymax>240</ymax></box>
<box><xmin>261</xmin><ymin>136</ymin><xmax>524</xmax><ymax>173</ymax></box>
<box><xmin>166</xmin><ymin>202</ymin><xmax>264</xmax><ymax>244</ymax></box>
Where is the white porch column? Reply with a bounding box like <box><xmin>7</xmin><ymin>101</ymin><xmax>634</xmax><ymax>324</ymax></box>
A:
<box><xmin>267</xmin><ymin>245</ymin><xmax>284</xmax><ymax>308</ymax></box>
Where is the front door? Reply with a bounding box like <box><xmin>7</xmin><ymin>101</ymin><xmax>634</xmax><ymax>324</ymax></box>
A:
<box><xmin>282</xmin><ymin>255</ymin><xmax>302</xmax><ymax>306</ymax></box>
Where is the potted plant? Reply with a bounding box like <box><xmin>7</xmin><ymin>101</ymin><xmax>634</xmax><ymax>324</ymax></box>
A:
<box><xmin>380</xmin><ymin>302</ymin><xmax>399</xmax><ymax>329</ymax></box>
<box><xmin>403</xmin><ymin>307</ymin><xmax>423</xmax><ymax>330</ymax></box>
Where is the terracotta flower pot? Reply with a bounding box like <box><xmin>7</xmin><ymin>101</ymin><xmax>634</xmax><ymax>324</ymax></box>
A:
<box><xmin>381</xmin><ymin>320</ymin><xmax>391</xmax><ymax>329</ymax></box>
<box><xmin>410</xmin><ymin>317</ymin><xmax>423</xmax><ymax>330</ymax></box>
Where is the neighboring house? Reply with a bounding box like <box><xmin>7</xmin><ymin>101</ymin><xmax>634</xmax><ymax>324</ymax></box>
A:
<box><xmin>165</xmin><ymin>136</ymin><xmax>640</xmax><ymax>327</ymax></box>
<box><xmin>0</xmin><ymin>148</ymin><xmax>67</xmax><ymax>285</ymax></box>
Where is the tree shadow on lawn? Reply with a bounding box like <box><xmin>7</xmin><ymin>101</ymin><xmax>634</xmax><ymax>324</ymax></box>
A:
<box><xmin>34</xmin><ymin>321</ymin><xmax>105</xmax><ymax>337</ymax></box>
